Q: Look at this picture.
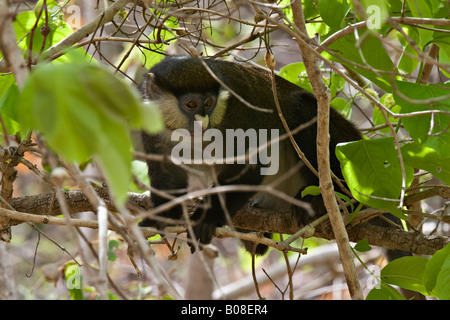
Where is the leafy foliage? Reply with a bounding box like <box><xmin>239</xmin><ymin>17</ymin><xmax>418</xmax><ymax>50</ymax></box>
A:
<box><xmin>336</xmin><ymin>138</ymin><xmax>414</xmax><ymax>217</ymax></box>
<box><xmin>367</xmin><ymin>244</ymin><xmax>450</xmax><ymax>300</ymax></box>
<box><xmin>0</xmin><ymin>0</ymin><xmax>449</xmax><ymax>300</ymax></box>
<box><xmin>17</xmin><ymin>59</ymin><xmax>163</xmax><ymax>204</ymax></box>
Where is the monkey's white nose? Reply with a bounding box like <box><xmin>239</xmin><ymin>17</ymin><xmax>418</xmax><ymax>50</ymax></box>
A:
<box><xmin>194</xmin><ymin>114</ymin><xmax>209</xmax><ymax>130</ymax></box>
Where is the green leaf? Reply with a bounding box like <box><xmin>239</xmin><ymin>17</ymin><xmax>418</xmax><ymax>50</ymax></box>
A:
<box><xmin>372</xmin><ymin>93</ymin><xmax>401</xmax><ymax>132</ymax></box>
<box><xmin>439</xmin><ymin>43</ymin><xmax>450</xmax><ymax>77</ymax></box>
<box><xmin>278</xmin><ymin>62</ymin><xmax>313</xmax><ymax>93</ymax></box>
<box><xmin>0</xmin><ymin>83</ymin><xmax>21</xmax><ymax>140</ymax></box>
<box><xmin>354</xmin><ymin>239</ymin><xmax>371</xmax><ymax>252</ymax></box>
<box><xmin>8</xmin><ymin>7</ymin><xmax>90</xmax><ymax>65</ymax></box>
<box><xmin>326</xmin><ymin>32</ymin><xmax>396</xmax><ymax>92</ymax></box>
<box><xmin>336</xmin><ymin>138</ymin><xmax>414</xmax><ymax>217</ymax></box>
<box><xmin>301</xmin><ymin>185</ymin><xmax>321</xmax><ymax>197</ymax></box>
<box><xmin>302</xmin><ymin>0</ymin><xmax>319</xmax><ymax>20</ymax></box>
<box><xmin>76</xmin><ymin>65</ymin><xmax>163</xmax><ymax>133</ymax></box>
<box><xmin>331</xmin><ymin>97</ymin><xmax>352</xmax><ymax>118</ymax></box>
<box><xmin>423</xmin><ymin>243</ymin><xmax>450</xmax><ymax>296</ymax></box>
<box><xmin>301</xmin><ymin>185</ymin><xmax>355</xmax><ymax>216</ymax></box>
<box><xmin>108</xmin><ymin>239</ymin><xmax>120</xmax><ymax>262</ymax></box>
<box><xmin>12</xmin><ymin>11</ymin><xmax>39</xmax><ymax>46</ymax></box>
<box><xmin>34</xmin><ymin>0</ymin><xmax>60</xmax><ymax>19</ymax></box>
<box><xmin>406</xmin><ymin>0</ymin><xmax>434</xmax><ymax>47</ymax></box>
<box><xmin>318</xmin><ymin>0</ymin><xmax>350</xmax><ymax>31</ymax></box>
<box><xmin>366</xmin><ymin>282</ymin><xmax>405</xmax><ymax>300</ymax></box>
<box><xmin>0</xmin><ymin>75</ymin><xmax>19</xmax><ymax>142</ymax></box>
<box><xmin>329</xmin><ymin>73</ymin><xmax>346</xmax><ymax>98</ymax></box>
<box><xmin>396</xmin><ymin>26</ymin><xmax>421</xmax><ymax>74</ymax></box>
<box><xmin>0</xmin><ymin>74</ymin><xmax>15</xmax><ymax>98</ymax></box>
<box><xmin>13</xmin><ymin>10</ymin><xmax>84</xmax><ymax>63</ymax></box>
<box><xmin>381</xmin><ymin>256</ymin><xmax>429</xmax><ymax>295</ymax></box>
<box><xmin>394</xmin><ymin>81</ymin><xmax>450</xmax><ymax>158</ymax></box>
<box><xmin>19</xmin><ymin>63</ymin><xmax>93</xmax><ymax>161</ymax></box>
<box><xmin>133</xmin><ymin>15</ymin><xmax>178</xmax><ymax>70</ymax></box>
<box><xmin>18</xmin><ymin>61</ymin><xmax>163</xmax><ymax>205</ymax></box>
<box><xmin>95</xmin><ymin>117</ymin><xmax>133</xmax><ymax>204</ymax></box>
<box><xmin>280</xmin><ymin>0</ymin><xmax>327</xmax><ymax>36</ymax></box>
<box><xmin>0</xmin><ymin>83</ymin><xmax>19</xmax><ymax>120</ymax></box>
<box><xmin>130</xmin><ymin>160</ymin><xmax>150</xmax><ymax>193</ymax></box>
<box><xmin>401</xmin><ymin>142</ymin><xmax>450</xmax><ymax>185</ymax></box>
<box><xmin>435</xmin><ymin>256</ymin><xmax>450</xmax><ymax>300</ymax></box>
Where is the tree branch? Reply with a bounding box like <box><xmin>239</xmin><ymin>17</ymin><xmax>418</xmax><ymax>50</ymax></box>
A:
<box><xmin>6</xmin><ymin>190</ymin><xmax>448</xmax><ymax>256</ymax></box>
<box><xmin>290</xmin><ymin>1</ymin><xmax>362</xmax><ymax>299</ymax></box>
<box><xmin>40</xmin><ymin>0</ymin><xmax>133</xmax><ymax>62</ymax></box>
<box><xmin>0</xmin><ymin>0</ymin><xmax>29</xmax><ymax>87</ymax></box>
<box><xmin>0</xmin><ymin>0</ymin><xmax>32</xmax><ymax>241</ymax></box>
<box><xmin>0</xmin><ymin>0</ymin><xmax>133</xmax><ymax>73</ymax></box>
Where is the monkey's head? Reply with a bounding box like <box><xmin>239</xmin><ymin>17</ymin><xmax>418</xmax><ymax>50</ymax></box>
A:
<box><xmin>142</xmin><ymin>56</ymin><xmax>230</xmax><ymax>132</ymax></box>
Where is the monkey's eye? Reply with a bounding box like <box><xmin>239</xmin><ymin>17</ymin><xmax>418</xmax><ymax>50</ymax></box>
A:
<box><xmin>204</xmin><ymin>96</ymin><xmax>216</xmax><ymax>108</ymax></box>
<box><xmin>183</xmin><ymin>99</ymin><xmax>198</xmax><ymax>110</ymax></box>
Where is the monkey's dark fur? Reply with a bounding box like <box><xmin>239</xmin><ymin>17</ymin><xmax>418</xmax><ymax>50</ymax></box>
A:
<box><xmin>139</xmin><ymin>56</ymin><xmax>362</xmax><ymax>254</ymax></box>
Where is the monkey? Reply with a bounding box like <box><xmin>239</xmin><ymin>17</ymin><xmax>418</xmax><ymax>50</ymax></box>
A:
<box><xmin>138</xmin><ymin>55</ymin><xmax>362</xmax><ymax>254</ymax></box>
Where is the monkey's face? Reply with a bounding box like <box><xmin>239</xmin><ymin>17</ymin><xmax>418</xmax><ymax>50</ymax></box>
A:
<box><xmin>142</xmin><ymin>56</ymin><xmax>235</xmax><ymax>133</ymax></box>
<box><xmin>143</xmin><ymin>71</ymin><xmax>229</xmax><ymax>133</ymax></box>
<box><xmin>177</xmin><ymin>91</ymin><xmax>218</xmax><ymax>131</ymax></box>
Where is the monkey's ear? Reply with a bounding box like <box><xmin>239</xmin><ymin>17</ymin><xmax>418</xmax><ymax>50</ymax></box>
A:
<box><xmin>143</xmin><ymin>73</ymin><xmax>162</xmax><ymax>100</ymax></box>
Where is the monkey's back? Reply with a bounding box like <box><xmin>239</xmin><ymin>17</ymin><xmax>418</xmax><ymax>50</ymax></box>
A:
<box><xmin>149</xmin><ymin>56</ymin><xmax>360</xmax><ymax>174</ymax></box>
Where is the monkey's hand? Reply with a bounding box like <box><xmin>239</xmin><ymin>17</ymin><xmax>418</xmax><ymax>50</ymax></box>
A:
<box><xmin>187</xmin><ymin>220</ymin><xmax>219</xmax><ymax>254</ymax></box>
<box><xmin>292</xmin><ymin>189</ymin><xmax>327</xmax><ymax>227</ymax></box>
<box><xmin>187</xmin><ymin>206</ymin><xmax>226</xmax><ymax>253</ymax></box>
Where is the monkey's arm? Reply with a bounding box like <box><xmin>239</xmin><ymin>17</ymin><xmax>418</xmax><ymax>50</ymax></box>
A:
<box><xmin>139</xmin><ymin>132</ymin><xmax>189</xmax><ymax>228</ymax></box>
